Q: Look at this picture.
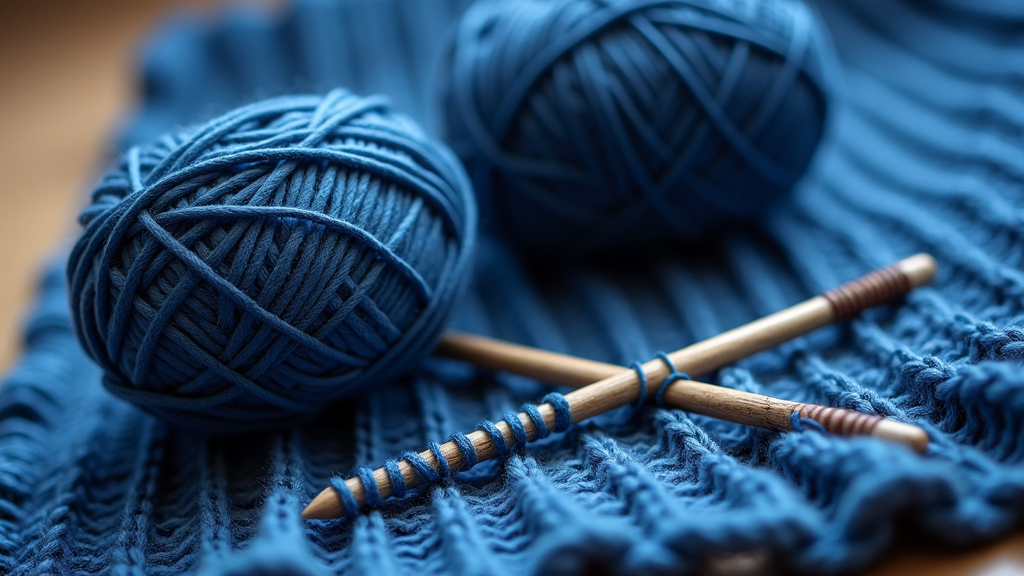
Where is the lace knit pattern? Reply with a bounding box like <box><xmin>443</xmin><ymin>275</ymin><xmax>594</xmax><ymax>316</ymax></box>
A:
<box><xmin>1</xmin><ymin>0</ymin><xmax>1022</xmax><ymax>574</ymax></box>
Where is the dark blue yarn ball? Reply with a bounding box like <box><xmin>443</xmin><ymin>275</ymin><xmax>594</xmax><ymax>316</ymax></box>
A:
<box><xmin>443</xmin><ymin>0</ymin><xmax>835</xmax><ymax>256</ymax></box>
<box><xmin>67</xmin><ymin>89</ymin><xmax>477</xmax><ymax>432</ymax></box>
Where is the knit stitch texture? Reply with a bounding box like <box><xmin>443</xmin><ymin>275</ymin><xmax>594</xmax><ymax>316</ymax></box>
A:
<box><xmin>2</xmin><ymin>0</ymin><xmax>1024</xmax><ymax>574</ymax></box>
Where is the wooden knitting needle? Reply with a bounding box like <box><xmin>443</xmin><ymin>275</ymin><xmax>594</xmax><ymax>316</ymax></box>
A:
<box><xmin>302</xmin><ymin>254</ymin><xmax>936</xmax><ymax>520</ymax></box>
<box><xmin>434</xmin><ymin>331</ymin><xmax>929</xmax><ymax>450</ymax></box>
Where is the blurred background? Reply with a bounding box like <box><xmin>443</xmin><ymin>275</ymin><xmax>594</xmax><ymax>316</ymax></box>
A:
<box><xmin>0</xmin><ymin>0</ymin><xmax>277</xmax><ymax>372</ymax></box>
<box><xmin>0</xmin><ymin>1</ymin><xmax>1020</xmax><ymax>574</ymax></box>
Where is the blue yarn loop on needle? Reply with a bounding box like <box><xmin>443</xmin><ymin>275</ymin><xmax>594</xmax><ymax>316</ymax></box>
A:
<box><xmin>67</xmin><ymin>89</ymin><xmax>477</xmax><ymax>433</ymax></box>
<box><xmin>443</xmin><ymin>0</ymin><xmax>836</xmax><ymax>256</ymax></box>
<box><xmin>332</xmin><ymin>392</ymin><xmax>573</xmax><ymax>518</ymax></box>
<box><xmin>630</xmin><ymin>353</ymin><xmax>691</xmax><ymax>417</ymax></box>
<box><xmin>789</xmin><ymin>410</ymin><xmax>830</xmax><ymax>435</ymax></box>
<box><xmin>654</xmin><ymin>351</ymin><xmax>691</xmax><ymax>406</ymax></box>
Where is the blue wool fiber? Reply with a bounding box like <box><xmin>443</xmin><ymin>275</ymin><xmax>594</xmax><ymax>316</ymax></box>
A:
<box><xmin>654</xmin><ymin>352</ymin><xmax>690</xmax><ymax>406</ymax></box>
<box><xmin>628</xmin><ymin>355</ymin><xmax>690</xmax><ymax>417</ymax></box>
<box><xmin>443</xmin><ymin>0</ymin><xmax>835</xmax><ymax>256</ymax></box>
<box><xmin>335</xmin><ymin>392</ymin><xmax>573</xmax><ymax>518</ymax></box>
<box><xmin>66</xmin><ymin>88</ymin><xmax>477</xmax><ymax>433</ymax></box>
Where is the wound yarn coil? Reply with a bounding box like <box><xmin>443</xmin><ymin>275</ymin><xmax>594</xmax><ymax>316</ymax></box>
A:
<box><xmin>443</xmin><ymin>0</ymin><xmax>835</xmax><ymax>256</ymax></box>
<box><xmin>67</xmin><ymin>89</ymin><xmax>477</xmax><ymax>433</ymax></box>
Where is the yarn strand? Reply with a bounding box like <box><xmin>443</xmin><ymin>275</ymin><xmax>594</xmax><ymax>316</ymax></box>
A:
<box><xmin>333</xmin><ymin>392</ymin><xmax>574</xmax><ymax>519</ymax></box>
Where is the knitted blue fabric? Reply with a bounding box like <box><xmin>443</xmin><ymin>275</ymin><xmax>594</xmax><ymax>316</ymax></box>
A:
<box><xmin>3</xmin><ymin>0</ymin><xmax>1024</xmax><ymax>574</ymax></box>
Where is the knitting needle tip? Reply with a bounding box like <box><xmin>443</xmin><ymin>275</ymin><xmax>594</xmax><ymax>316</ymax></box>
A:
<box><xmin>302</xmin><ymin>488</ymin><xmax>341</xmax><ymax>520</ymax></box>
<box><xmin>872</xmin><ymin>419</ymin><xmax>930</xmax><ymax>453</ymax></box>
<box><xmin>898</xmin><ymin>253</ymin><xmax>937</xmax><ymax>289</ymax></box>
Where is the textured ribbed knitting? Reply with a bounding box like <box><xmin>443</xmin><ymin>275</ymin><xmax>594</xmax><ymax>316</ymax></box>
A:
<box><xmin>1</xmin><ymin>0</ymin><xmax>1023</xmax><ymax>574</ymax></box>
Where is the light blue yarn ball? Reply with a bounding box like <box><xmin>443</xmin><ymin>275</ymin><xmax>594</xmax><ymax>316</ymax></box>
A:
<box><xmin>444</xmin><ymin>0</ymin><xmax>835</xmax><ymax>256</ymax></box>
<box><xmin>67</xmin><ymin>89</ymin><xmax>477</xmax><ymax>432</ymax></box>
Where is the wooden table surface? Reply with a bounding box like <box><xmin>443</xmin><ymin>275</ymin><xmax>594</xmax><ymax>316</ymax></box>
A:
<box><xmin>0</xmin><ymin>0</ymin><xmax>1020</xmax><ymax>573</ymax></box>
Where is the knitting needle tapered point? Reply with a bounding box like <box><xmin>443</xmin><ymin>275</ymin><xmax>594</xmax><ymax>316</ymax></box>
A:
<box><xmin>302</xmin><ymin>254</ymin><xmax>936</xmax><ymax>520</ymax></box>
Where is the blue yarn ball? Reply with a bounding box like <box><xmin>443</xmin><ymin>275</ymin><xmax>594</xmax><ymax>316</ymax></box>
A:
<box><xmin>67</xmin><ymin>89</ymin><xmax>477</xmax><ymax>432</ymax></box>
<box><xmin>443</xmin><ymin>0</ymin><xmax>835</xmax><ymax>256</ymax></box>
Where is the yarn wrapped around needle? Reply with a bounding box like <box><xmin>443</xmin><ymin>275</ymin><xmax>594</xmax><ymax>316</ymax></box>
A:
<box><xmin>67</xmin><ymin>89</ymin><xmax>477</xmax><ymax>433</ymax></box>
